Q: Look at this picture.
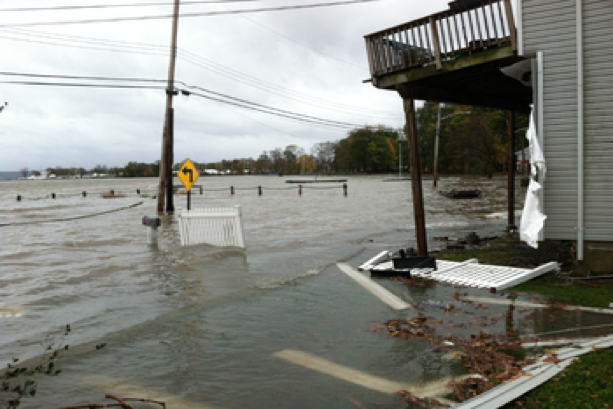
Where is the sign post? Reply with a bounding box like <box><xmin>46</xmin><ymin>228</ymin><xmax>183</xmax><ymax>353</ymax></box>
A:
<box><xmin>178</xmin><ymin>159</ymin><xmax>200</xmax><ymax>211</ymax></box>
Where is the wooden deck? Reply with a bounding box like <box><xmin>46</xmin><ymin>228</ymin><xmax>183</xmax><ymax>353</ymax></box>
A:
<box><xmin>364</xmin><ymin>0</ymin><xmax>530</xmax><ymax>113</ymax></box>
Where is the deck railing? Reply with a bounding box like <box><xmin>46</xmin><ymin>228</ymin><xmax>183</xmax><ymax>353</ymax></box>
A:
<box><xmin>364</xmin><ymin>0</ymin><xmax>516</xmax><ymax>78</ymax></box>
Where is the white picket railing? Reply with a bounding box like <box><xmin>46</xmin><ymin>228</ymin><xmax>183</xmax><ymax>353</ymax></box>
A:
<box><xmin>177</xmin><ymin>206</ymin><xmax>245</xmax><ymax>248</ymax></box>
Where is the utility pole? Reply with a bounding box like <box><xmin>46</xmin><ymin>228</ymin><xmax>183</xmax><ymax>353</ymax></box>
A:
<box><xmin>157</xmin><ymin>0</ymin><xmax>180</xmax><ymax>214</ymax></box>
<box><xmin>433</xmin><ymin>103</ymin><xmax>442</xmax><ymax>187</ymax></box>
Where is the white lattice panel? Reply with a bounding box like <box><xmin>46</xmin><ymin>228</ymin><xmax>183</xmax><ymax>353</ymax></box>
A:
<box><xmin>371</xmin><ymin>259</ymin><xmax>557</xmax><ymax>290</ymax></box>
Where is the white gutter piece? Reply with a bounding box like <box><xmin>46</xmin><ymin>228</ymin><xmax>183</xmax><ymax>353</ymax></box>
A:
<box><xmin>453</xmin><ymin>359</ymin><xmax>574</xmax><ymax>408</ymax></box>
<box><xmin>537</xmin><ymin>52</ymin><xmax>545</xmax><ymax>242</ymax></box>
<box><xmin>336</xmin><ymin>263</ymin><xmax>414</xmax><ymax>310</ymax></box>
<box><xmin>455</xmin><ymin>334</ymin><xmax>613</xmax><ymax>408</ymax></box>
<box><xmin>577</xmin><ymin>0</ymin><xmax>585</xmax><ymax>261</ymax></box>
<box><xmin>358</xmin><ymin>250</ymin><xmax>391</xmax><ymax>271</ymax></box>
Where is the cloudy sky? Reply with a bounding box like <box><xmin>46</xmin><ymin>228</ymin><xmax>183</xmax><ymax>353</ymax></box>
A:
<box><xmin>0</xmin><ymin>0</ymin><xmax>454</xmax><ymax>171</ymax></box>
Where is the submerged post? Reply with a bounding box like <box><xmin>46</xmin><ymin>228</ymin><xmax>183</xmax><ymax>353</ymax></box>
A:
<box><xmin>403</xmin><ymin>98</ymin><xmax>428</xmax><ymax>256</ymax></box>
<box><xmin>142</xmin><ymin>216</ymin><xmax>161</xmax><ymax>246</ymax></box>
<box><xmin>507</xmin><ymin>110</ymin><xmax>516</xmax><ymax>231</ymax></box>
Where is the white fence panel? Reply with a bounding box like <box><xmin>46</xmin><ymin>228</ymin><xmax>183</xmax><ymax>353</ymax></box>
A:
<box><xmin>178</xmin><ymin>206</ymin><xmax>245</xmax><ymax>248</ymax></box>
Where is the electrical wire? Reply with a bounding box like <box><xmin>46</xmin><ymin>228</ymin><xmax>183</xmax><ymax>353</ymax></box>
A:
<box><xmin>1</xmin><ymin>1</ymin><xmax>258</xmax><ymax>13</ymax></box>
<box><xmin>185</xmin><ymin>89</ymin><xmax>362</xmax><ymax>129</ymax></box>
<box><xmin>1</xmin><ymin>0</ymin><xmax>379</xmax><ymax>28</ymax></box>
<box><xmin>0</xmin><ymin>73</ymin><xmax>364</xmax><ymax>129</ymax></box>
<box><xmin>0</xmin><ymin>27</ymin><xmax>400</xmax><ymax>118</ymax></box>
<box><xmin>223</xmin><ymin>5</ymin><xmax>365</xmax><ymax>70</ymax></box>
<box><xmin>0</xmin><ymin>80</ymin><xmax>164</xmax><ymax>90</ymax></box>
<box><xmin>178</xmin><ymin>83</ymin><xmax>360</xmax><ymax>127</ymax></box>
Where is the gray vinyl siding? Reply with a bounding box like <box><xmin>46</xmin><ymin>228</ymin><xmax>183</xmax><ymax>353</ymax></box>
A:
<box><xmin>522</xmin><ymin>0</ymin><xmax>613</xmax><ymax>242</ymax></box>
<box><xmin>583</xmin><ymin>0</ymin><xmax>613</xmax><ymax>240</ymax></box>
<box><xmin>522</xmin><ymin>0</ymin><xmax>577</xmax><ymax>240</ymax></box>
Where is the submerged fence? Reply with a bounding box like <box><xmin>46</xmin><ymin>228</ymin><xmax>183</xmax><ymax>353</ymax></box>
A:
<box><xmin>178</xmin><ymin>206</ymin><xmax>246</xmax><ymax>248</ymax></box>
<box><xmin>14</xmin><ymin>184</ymin><xmax>349</xmax><ymax>201</ymax></box>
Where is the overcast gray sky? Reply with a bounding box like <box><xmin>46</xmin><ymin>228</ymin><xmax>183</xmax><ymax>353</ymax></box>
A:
<box><xmin>0</xmin><ymin>0</ymin><xmax>453</xmax><ymax>171</ymax></box>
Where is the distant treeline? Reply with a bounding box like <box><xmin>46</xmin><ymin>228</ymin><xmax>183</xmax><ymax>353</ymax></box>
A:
<box><xmin>26</xmin><ymin>104</ymin><xmax>528</xmax><ymax>178</ymax></box>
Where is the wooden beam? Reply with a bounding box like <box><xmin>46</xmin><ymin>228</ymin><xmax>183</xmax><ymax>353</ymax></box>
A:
<box><xmin>507</xmin><ymin>110</ymin><xmax>516</xmax><ymax>230</ymax></box>
<box><xmin>396</xmin><ymin>82</ymin><xmax>531</xmax><ymax>114</ymax></box>
<box><xmin>403</xmin><ymin>98</ymin><xmax>428</xmax><ymax>256</ymax></box>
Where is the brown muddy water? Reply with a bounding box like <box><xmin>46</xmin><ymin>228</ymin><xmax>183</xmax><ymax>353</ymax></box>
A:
<box><xmin>1</xmin><ymin>175</ymin><xmax>610</xmax><ymax>408</ymax></box>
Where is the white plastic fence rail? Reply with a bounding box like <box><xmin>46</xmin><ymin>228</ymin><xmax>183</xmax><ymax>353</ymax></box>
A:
<box><xmin>178</xmin><ymin>206</ymin><xmax>245</xmax><ymax>248</ymax></box>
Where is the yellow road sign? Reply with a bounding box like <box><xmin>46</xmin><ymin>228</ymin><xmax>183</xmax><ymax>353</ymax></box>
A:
<box><xmin>178</xmin><ymin>159</ymin><xmax>200</xmax><ymax>191</ymax></box>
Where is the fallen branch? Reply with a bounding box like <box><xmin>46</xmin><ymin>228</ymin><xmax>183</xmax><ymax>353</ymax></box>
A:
<box><xmin>53</xmin><ymin>394</ymin><xmax>166</xmax><ymax>409</ymax></box>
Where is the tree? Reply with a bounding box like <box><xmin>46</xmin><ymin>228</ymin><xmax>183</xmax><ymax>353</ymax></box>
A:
<box><xmin>311</xmin><ymin>142</ymin><xmax>336</xmax><ymax>173</ymax></box>
<box><xmin>334</xmin><ymin>126</ymin><xmax>401</xmax><ymax>173</ymax></box>
<box><xmin>445</xmin><ymin>107</ymin><xmax>506</xmax><ymax>177</ymax></box>
<box><xmin>254</xmin><ymin>151</ymin><xmax>271</xmax><ymax>174</ymax></box>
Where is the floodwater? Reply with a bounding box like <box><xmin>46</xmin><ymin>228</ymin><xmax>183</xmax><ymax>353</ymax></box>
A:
<box><xmin>1</xmin><ymin>175</ymin><xmax>610</xmax><ymax>408</ymax></box>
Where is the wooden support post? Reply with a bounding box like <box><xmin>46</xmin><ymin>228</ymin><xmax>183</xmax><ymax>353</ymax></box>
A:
<box><xmin>298</xmin><ymin>185</ymin><xmax>302</xmax><ymax>196</ymax></box>
<box><xmin>404</xmin><ymin>98</ymin><xmax>428</xmax><ymax>256</ymax></box>
<box><xmin>507</xmin><ymin>110</ymin><xmax>516</xmax><ymax>231</ymax></box>
<box><xmin>503</xmin><ymin>0</ymin><xmax>518</xmax><ymax>51</ymax></box>
<box><xmin>429</xmin><ymin>17</ymin><xmax>443</xmax><ymax>70</ymax></box>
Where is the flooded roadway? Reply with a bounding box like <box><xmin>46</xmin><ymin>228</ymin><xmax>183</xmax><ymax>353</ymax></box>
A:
<box><xmin>2</xmin><ymin>175</ymin><xmax>609</xmax><ymax>408</ymax></box>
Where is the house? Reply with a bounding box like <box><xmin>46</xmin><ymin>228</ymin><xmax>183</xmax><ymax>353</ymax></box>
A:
<box><xmin>364</xmin><ymin>0</ymin><xmax>613</xmax><ymax>270</ymax></box>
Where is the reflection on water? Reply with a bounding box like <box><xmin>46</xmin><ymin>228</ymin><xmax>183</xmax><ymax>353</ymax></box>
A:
<box><xmin>3</xmin><ymin>175</ymin><xmax>604</xmax><ymax>408</ymax></box>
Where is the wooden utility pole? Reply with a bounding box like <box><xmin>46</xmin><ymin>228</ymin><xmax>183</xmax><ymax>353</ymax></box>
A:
<box><xmin>404</xmin><ymin>98</ymin><xmax>428</xmax><ymax>256</ymax></box>
<box><xmin>433</xmin><ymin>103</ymin><xmax>442</xmax><ymax>187</ymax></box>
<box><xmin>157</xmin><ymin>0</ymin><xmax>180</xmax><ymax>214</ymax></box>
<box><xmin>507</xmin><ymin>110</ymin><xmax>516</xmax><ymax>231</ymax></box>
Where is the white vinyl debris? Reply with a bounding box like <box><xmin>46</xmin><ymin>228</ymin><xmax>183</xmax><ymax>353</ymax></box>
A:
<box><xmin>520</xmin><ymin>106</ymin><xmax>547</xmax><ymax>248</ymax></box>
<box><xmin>177</xmin><ymin>206</ymin><xmax>245</xmax><ymax>248</ymax></box>
<box><xmin>371</xmin><ymin>259</ymin><xmax>558</xmax><ymax>291</ymax></box>
<box><xmin>462</xmin><ymin>295</ymin><xmax>613</xmax><ymax>315</ymax></box>
<box><xmin>454</xmin><ymin>334</ymin><xmax>613</xmax><ymax>408</ymax></box>
<box><xmin>358</xmin><ymin>250</ymin><xmax>391</xmax><ymax>271</ymax></box>
<box><xmin>337</xmin><ymin>263</ymin><xmax>414</xmax><ymax>310</ymax></box>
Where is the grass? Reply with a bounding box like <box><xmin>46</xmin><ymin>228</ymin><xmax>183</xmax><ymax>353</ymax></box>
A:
<box><xmin>436</xmin><ymin>245</ymin><xmax>613</xmax><ymax>308</ymax></box>
<box><xmin>434</xmin><ymin>241</ymin><xmax>613</xmax><ymax>408</ymax></box>
<box><xmin>511</xmin><ymin>275</ymin><xmax>613</xmax><ymax>308</ymax></box>
<box><xmin>503</xmin><ymin>348</ymin><xmax>613</xmax><ymax>408</ymax></box>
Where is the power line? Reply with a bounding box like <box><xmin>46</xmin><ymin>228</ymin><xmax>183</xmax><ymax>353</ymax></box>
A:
<box><xmin>0</xmin><ymin>1</ymin><xmax>258</xmax><ymax>13</ymax></box>
<box><xmin>0</xmin><ymin>71</ymin><xmax>167</xmax><ymax>84</ymax></box>
<box><xmin>0</xmin><ymin>80</ymin><xmax>163</xmax><ymax>90</ymax></box>
<box><xmin>0</xmin><ymin>74</ymin><xmax>364</xmax><ymax>129</ymax></box>
<box><xmin>0</xmin><ymin>27</ymin><xmax>400</xmax><ymax>118</ymax></box>
<box><xmin>186</xmin><ymin>89</ymin><xmax>361</xmax><ymax>129</ymax></box>
<box><xmin>224</xmin><ymin>5</ymin><xmax>365</xmax><ymax>70</ymax></box>
<box><xmin>1</xmin><ymin>0</ymin><xmax>379</xmax><ymax>28</ymax></box>
<box><xmin>178</xmin><ymin>83</ymin><xmax>361</xmax><ymax>128</ymax></box>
